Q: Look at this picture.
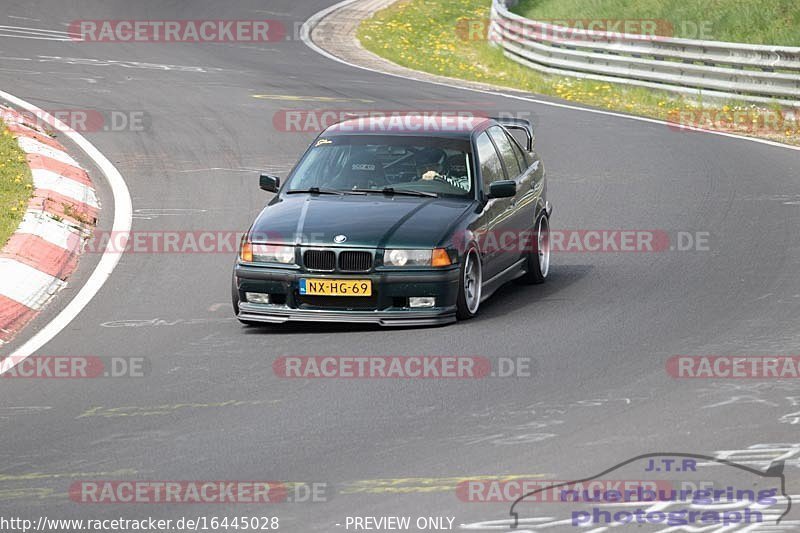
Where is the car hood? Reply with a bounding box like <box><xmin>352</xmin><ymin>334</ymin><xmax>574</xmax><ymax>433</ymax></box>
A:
<box><xmin>250</xmin><ymin>194</ymin><xmax>473</xmax><ymax>249</ymax></box>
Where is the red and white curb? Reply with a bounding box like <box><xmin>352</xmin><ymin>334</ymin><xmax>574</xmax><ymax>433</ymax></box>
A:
<box><xmin>0</xmin><ymin>105</ymin><xmax>98</xmax><ymax>345</ymax></box>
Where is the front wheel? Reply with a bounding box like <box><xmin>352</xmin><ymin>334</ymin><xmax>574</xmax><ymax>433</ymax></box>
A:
<box><xmin>517</xmin><ymin>214</ymin><xmax>550</xmax><ymax>285</ymax></box>
<box><xmin>456</xmin><ymin>247</ymin><xmax>482</xmax><ymax>320</ymax></box>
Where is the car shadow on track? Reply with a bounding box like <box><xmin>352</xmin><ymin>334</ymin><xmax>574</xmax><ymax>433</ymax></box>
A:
<box><xmin>238</xmin><ymin>264</ymin><xmax>592</xmax><ymax>334</ymax></box>
<box><xmin>474</xmin><ymin>263</ymin><xmax>593</xmax><ymax>321</ymax></box>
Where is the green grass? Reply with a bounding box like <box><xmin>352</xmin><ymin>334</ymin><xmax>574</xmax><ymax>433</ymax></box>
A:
<box><xmin>357</xmin><ymin>0</ymin><xmax>800</xmax><ymax>145</ymax></box>
<box><xmin>0</xmin><ymin>121</ymin><xmax>33</xmax><ymax>248</ymax></box>
<box><xmin>513</xmin><ymin>0</ymin><xmax>800</xmax><ymax>46</ymax></box>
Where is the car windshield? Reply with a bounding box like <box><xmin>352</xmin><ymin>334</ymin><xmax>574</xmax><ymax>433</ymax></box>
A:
<box><xmin>285</xmin><ymin>136</ymin><xmax>474</xmax><ymax>198</ymax></box>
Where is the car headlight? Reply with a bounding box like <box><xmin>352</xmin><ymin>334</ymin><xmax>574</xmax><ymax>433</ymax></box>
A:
<box><xmin>384</xmin><ymin>248</ymin><xmax>451</xmax><ymax>267</ymax></box>
<box><xmin>243</xmin><ymin>243</ymin><xmax>295</xmax><ymax>264</ymax></box>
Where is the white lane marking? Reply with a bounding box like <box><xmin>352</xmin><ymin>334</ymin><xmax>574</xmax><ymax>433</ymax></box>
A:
<box><xmin>16</xmin><ymin>136</ymin><xmax>82</xmax><ymax>167</ymax></box>
<box><xmin>0</xmin><ymin>34</ymin><xmax>72</xmax><ymax>42</ymax></box>
<box><xmin>132</xmin><ymin>207</ymin><xmax>208</xmax><ymax>220</ymax></box>
<box><xmin>34</xmin><ymin>56</ymin><xmax>222</xmax><ymax>73</ymax></box>
<box><xmin>16</xmin><ymin>211</ymin><xmax>85</xmax><ymax>251</ymax></box>
<box><xmin>177</xmin><ymin>167</ymin><xmax>264</xmax><ymax>173</ymax></box>
<box><xmin>0</xmin><ymin>56</ymin><xmax>219</xmax><ymax>73</ymax></box>
<box><xmin>99</xmin><ymin>317</ymin><xmax>236</xmax><ymax>328</ymax></box>
<box><xmin>0</xmin><ymin>259</ymin><xmax>65</xmax><ymax>309</ymax></box>
<box><xmin>301</xmin><ymin>0</ymin><xmax>800</xmax><ymax>153</ymax></box>
<box><xmin>32</xmin><ymin>168</ymin><xmax>99</xmax><ymax>208</ymax></box>
<box><xmin>0</xmin><ymin>24</ymin><xmax>77</xmax><ymax>41</ymax></box>
<box><xmin>0</xmin><ymin>90</ymin><xmax>132</xmax><ymax>374</ymax></box>
<box><xmin>0</xmin><ymin>24</ymin><xmax>77</xmax><ymax>36</ymax></box>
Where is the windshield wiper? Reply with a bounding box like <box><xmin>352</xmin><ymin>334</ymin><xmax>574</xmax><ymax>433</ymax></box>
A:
<box><xmin>286</xmin><ymin>187</ymin><xmax>368</xmax><ymax>196</ymax></box>
<box><xmin>351</xmin><ymin>187</ymin><xmax>438</xmax><ymax>198</ymax></box>
<box><xmin>286</xmin><ymin>187</ymin><xmax>345</xmax><ymax>196</ymax></box>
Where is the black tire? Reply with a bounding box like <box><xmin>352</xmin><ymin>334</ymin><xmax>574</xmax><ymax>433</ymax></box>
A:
<box><xmin>456</xmin><ymin>246</ymin><xmax>482</xmax><ymax>320</ymax></box>
<box><xmin>517</xmin><ymin>214</ymin><xmax>550</xmax><ymax>285</ymax></box>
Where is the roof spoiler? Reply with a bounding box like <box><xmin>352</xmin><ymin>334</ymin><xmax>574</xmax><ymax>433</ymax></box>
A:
<box><xmin>492</xmin><ymin>116</ymin><xmax>534</xmax><ymax>152</ymax></box>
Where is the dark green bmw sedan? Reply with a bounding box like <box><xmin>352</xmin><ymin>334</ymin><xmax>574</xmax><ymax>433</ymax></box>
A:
<box><xmin>233</xmin><ymin>114</ymin><xmax>551</xmax><ymax>326</ymax></box>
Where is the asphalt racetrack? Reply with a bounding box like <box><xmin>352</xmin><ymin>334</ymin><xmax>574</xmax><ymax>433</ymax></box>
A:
<box><xmin>1</xmin><ymin>1</ymin><xmax>799</xmax><ymax>531</ymax></box>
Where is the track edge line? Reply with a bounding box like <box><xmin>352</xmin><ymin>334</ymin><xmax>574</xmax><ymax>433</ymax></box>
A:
<box><xmin>0</xmin><ymin>89</ymin><xmax>132</xmax><ymax>370</ymax></box>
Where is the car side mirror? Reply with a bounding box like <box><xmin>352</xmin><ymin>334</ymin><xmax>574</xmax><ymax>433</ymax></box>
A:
<box><xmin>488</xmin><ymin>180</ymin><xmax>516</xmax><ymax>199</ymax></box>
<box><xmin>260</xmin><ymin>174</ymin><xmax>280</xmax><ymax>193</ymax></box>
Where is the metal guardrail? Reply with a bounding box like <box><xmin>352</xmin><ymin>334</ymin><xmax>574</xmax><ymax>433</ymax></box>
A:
<box><xmin>489</xmin><ymin>0</ymin><xmax>800</xmax><ymax>106</ymax></box>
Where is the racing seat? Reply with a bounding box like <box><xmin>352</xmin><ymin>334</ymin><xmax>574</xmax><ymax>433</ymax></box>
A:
<box><xmin>334</xmin><ymin>153</ymin><xmax>387</xmax><ymax>190</ymax></box>
<box><xmin>445</xmin><ymin>154</ymin><xmax>470</xmax><ymax>191</ymax></box>
<box><xmin>446</xmin><ymin>154</ymin><xmax>468</xmax><ymax>177</ymax></box>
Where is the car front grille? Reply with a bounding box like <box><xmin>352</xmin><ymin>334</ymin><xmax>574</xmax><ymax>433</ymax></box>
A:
<box><xmin>304</xmin><ymin>249</ymin><xmax>336</xmax><ymax>271</ymax></box>
<box><xmin>338</xmin><ymin>251</ymin><xmax>372</xmax><ymax>272</ymax></box>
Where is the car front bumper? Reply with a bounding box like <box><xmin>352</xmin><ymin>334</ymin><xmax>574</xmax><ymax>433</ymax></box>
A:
<box><xmin>234</xmin><ymin>264</ymin><xmax>460</xmax><ymax>326</ymax></box>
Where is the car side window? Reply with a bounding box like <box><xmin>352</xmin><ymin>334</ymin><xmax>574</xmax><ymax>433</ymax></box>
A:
<box><xmin>487</xmin><ymin>126</ymin><xmax>522</xmax><ymax>178</ymax></box>
<box><xmin>509</xmin><ymin>133</ymin><xmax>530</xmax><ymax>170</ymax></box>
<box><xmin>475</xmin><ymin>132</ymin><xmax>506</xmax><ymax>191</ymax></box>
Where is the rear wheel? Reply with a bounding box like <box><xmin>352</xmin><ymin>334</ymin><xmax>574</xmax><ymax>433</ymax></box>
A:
<box><xmin>456</xmin><ymin>247</ymin><xmax>482</xmax><ymax>320</ymax></box>
<box><xmin>517</xmin><ymin>214</ymin><xmax>550</xmax><ymax>285</ymax></box>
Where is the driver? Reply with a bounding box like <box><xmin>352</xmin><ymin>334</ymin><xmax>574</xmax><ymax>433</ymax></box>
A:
<box><xmin>415</xmin><ymin>148</ymin><xmax>448</xmax><ymax>182</ymax></box>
